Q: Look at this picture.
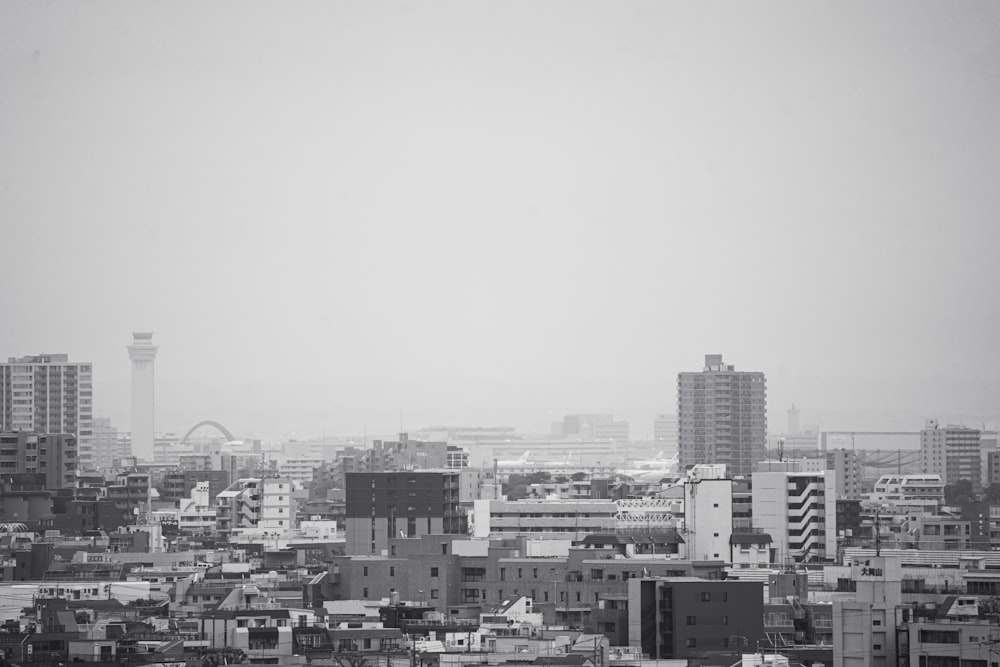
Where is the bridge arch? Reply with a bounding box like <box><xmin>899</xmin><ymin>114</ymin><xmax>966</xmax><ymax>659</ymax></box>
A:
<box><xmin>180</xmin><ymin>420</ymin><xmax>236</xmax><ymax>445</ymax></box>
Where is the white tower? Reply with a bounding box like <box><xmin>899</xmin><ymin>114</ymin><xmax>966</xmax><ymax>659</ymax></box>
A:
<box><xmin>788</xmin><ymin>404</ymin><xmax>801</xmax><ymax>435</ymax></box>
<box><xmin>128</xmin><ymin>332</ymin><xmax>158</xmax><ymax>462</ymax></box>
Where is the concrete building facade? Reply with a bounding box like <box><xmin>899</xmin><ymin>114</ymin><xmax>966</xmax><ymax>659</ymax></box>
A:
<box><xmin>683</xmin><ymin>470</ymin><xmax>732</xmax><ymax>562</ymax></box>
<box><xmin>920</xmin><ymin>419</ymin><xmax>982</xmax><ymax>491</ymax></box>
<box><xmin>0</xmin><ymin>432</ymin><xmax>77</xmax><ymax>490</ymax></box>
<box><xmin>344</xmin><ymin>470</ymin><xmax>469</xmax><ymax>555</ymax></box>
<box><xmin>627</xmin><ymin>578</ymin><xmax>764</xmax><ymax>660</ymax></box>
<box><xmin>472</xmin><ymin>498</ymin><xmax>618</xmax><ymax>539</ymax></box>
<box><xmin>678</xmin><ymin>355</ymin><xmax>767</xmax><ymax>476</ymax></box>
<box><xmin>752</xmin><ymin>469</ymin><xmax>837</xmax><ymax>564</ymax></box>
<box><xmin>0</xmin><ymin>354</ymin><xmax>93</xmax><ymax>470</ymax></box>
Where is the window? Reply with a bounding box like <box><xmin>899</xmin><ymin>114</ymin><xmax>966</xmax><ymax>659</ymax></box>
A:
<box><xmin>363</xmin><ymin>588</ymin><xmax>368</xmax><ymax>597</ymax></box>
<box><xmin>686</xmin><ymin>616</ymin><xmax>696</xmax><ymax>625</ymax></box>
<box><xmin>390</xmin><ymin>567</ymin><xmax>395</xmax><ymax>576</ymax></box>
<box><xmin>700</xmin><ymin>592</ymin><xmax>710</xmax><ymax>601</ymax></box>
<box><xmin>722</xmin><ymin>616</ymin><xmax>728</xmax><ymax>625</ymax></box>
<box><xmin>363</xmin><ymin>567</ymin><xmax>368</xmax><ymax>576</ymax></box>
<box><xmin>518</xmin><ymin>569</ymin><xmax>523</xmax><ymax>577</ymax></box>
<box><xmin>431</xmin><ymin>589</ymin><xmax>439</xmax><ymax>599</ymax></box>
<box><xmin>500</xmin><ymin>568</ymin><xmax>506</xmax><ymax>580</ymax></box>
<box><xmin>431</xmin><ymin>567</ymin><xmax>439</xmax><ymax>577</ymax></box>
<box><xmin>873</xmin><ymin>645</ymin><xmax>882</xmax><ymax>651</ymax></box>
<box><xmin>686</xmin><ymin>638</ymin><xmax>697</xmax><ymax>648</ymax></box>
<box><xmin>873</xmin><ymin>620</ymin><xmax>882</xmax><ymax>626</ymax></box>
<box><xmin>237</xmin><ymin>620</ymin><xmax>248</xmax><ymax>628</ymax></box>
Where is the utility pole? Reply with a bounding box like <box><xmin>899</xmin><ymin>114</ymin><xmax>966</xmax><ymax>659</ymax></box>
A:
<box><xmin>875</xmin><ymin>509</ymin><xmax>882</xmax><ymax>557</ymax></box>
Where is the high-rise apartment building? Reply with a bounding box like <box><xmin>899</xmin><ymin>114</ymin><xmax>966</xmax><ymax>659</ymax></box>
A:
<box><xmin>920</xmin><ymin>419</ymin><xmax>982</xmax><ymax>491</ymax></box>
<box><xmin>127</xmin><ymin>332</ymin><xmax>158</xmax><ymax>462</ymax></box>
<box><xmin>0</xmin><ymin>354</ymin><xmax>93</xmax><ymax>470</ymax></box>
<box><xmin>677</xmin><ymin>354</ymin><xmax>766</xmax><ymax>476</ymax></box>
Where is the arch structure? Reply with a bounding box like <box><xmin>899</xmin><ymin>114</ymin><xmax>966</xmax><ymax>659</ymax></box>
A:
<box><xmin>180</xmin><ymin>420</ymin><xmax>236</xmax><ymax>445</ymax></box>
<box><xmin>0</xmin><ymin>523</ymin><xmax>28</xmax><ymax>533</ymax></box>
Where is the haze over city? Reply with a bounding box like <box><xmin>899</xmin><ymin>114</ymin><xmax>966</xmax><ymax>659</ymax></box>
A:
<box><xmin>2</xmin><ymin>1</ymin><xmax>998</xmax><ymax>439</ymax></box>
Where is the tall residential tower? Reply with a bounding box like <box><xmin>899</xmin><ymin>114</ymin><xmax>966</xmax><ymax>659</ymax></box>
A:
<box><xmin>677</xmin><ymin>354</ymin><xmax>766</xmax><ymax>476</ymax></box>
<box><xmin>128</xmin><ymin>332</ymin><xmax>158</xmax><ymax>462</ymax></box>
<box><xmin>0</xmin><ymin>354</ymin><xmax>93</xmax><ymax>470</ymax></box>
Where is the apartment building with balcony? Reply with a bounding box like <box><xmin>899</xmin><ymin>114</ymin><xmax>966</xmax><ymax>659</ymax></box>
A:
<box><xmin>0</xmin><ymin>354</ymin><xmax>94</xmax><ymax>470</ymax></box>
<box><xmin>178</xmin><ymin>481</ymin><xmax>217</xmax><ymax>535</ymax></box>
<box><xmin>106</xmin><ymin>471</ymin><xmax>151</xmax><ymax>518</ymax></box>
<box><xmin>214</xmin><ymin>477</ymin><xmax>295</xmax><ymax>539</ymax></box>
<box><xmin>216</xmin><ymin>478</ymin><xmax>261</xmax><ymax>538</ymax></box>
<box><xmin>0</xmin><ymin>432</ymin><xmax>77</xmax><ymax>490</ymax></box>
<box><xmin>871</xmin><ymin>474</ymin><xmax>945</xmax><ymax>508</ymax></box>
<box><xmin>752</xmin><ymin>470</ymin><xmax>837</xmax><ymax>563</ymax></box>
<box><xmin>471</xmin><ymin>498</ymin><xmax>617</xmax><ymax>540</ymax></box>
<box><xmin>678</xmin><ymin>355</ymin><xmax>767</xmax><ymax>476</ymax></box>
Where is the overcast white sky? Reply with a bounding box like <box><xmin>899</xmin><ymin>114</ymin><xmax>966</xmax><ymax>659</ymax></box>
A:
<box><xmin>1</xmin><ymin>1</ymin><xmax>998</xmax><ymax>440</ymax></box>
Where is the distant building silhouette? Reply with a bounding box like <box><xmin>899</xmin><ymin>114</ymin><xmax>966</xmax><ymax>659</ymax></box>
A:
<box><xmin>677</xmin><ymin>354</ymin><xmax>766</xmax><ymax>476</ymax></box>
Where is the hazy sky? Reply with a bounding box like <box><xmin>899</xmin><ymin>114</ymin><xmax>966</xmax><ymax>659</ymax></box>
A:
<box><xmin>2</xmin><ymin>1</ymin><xmax>998</xmax><ymax>440</ymax></box>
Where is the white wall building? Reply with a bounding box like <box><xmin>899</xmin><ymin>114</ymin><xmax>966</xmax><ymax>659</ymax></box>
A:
<box><xmin>127</xmin><ymin>332</ymin><xmax>157</xmax><ymax>462</ymax></box>
<box><xmin>259</xmin><ymin>478</ymin><xmax>295</xmax><ymax>536</ymax></box>
<box><xmin>833</xmin><ymin>556</ymin><xmax>902</xmax><ymax>667</ymax></box>
<box><xmin>870</xmin><ymin>474</ymin><xmax>944</xmax><ymax>507</ymax></box>
<box><xmin>683</xmin><ymin>473</ymin><xmax>732</xmax><ymax>561</ymax></box>
<box><xmin>752</xmin><ymin>470</ymin><xmax>837</xmax><ymax>563</ymax></box>
<box><xmin>179</xmin><ymin>481</ymin><xmax>217</xmax><ymax>534</ymax></box>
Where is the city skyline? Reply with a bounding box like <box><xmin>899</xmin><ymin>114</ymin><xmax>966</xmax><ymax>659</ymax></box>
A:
<box><xmin>2</xmin><ymin>1</ymin><xmax>998</xmax><ymax>439</ymax></box>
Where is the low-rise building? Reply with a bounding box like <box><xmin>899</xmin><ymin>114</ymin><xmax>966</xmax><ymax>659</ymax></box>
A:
<box><xmin>472</xmin><ymin>499</ymin><xmax>617</xmax><ymax>539</ymax></box>
<box><xmin>627</xmin><ymin>577</ymin><xmax>765</xmax><ymax>660</ymax></box>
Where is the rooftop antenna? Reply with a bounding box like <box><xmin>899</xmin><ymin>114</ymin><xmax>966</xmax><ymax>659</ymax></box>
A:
<box><xmin>875</xmin><ymin>508</ymin><xmax>882</xmax><ymax>556</ymax></box>
<box><xmin>778</xmin><ymin>437</ymin><xmax>785</xmax><ymax>463</ymax></box>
